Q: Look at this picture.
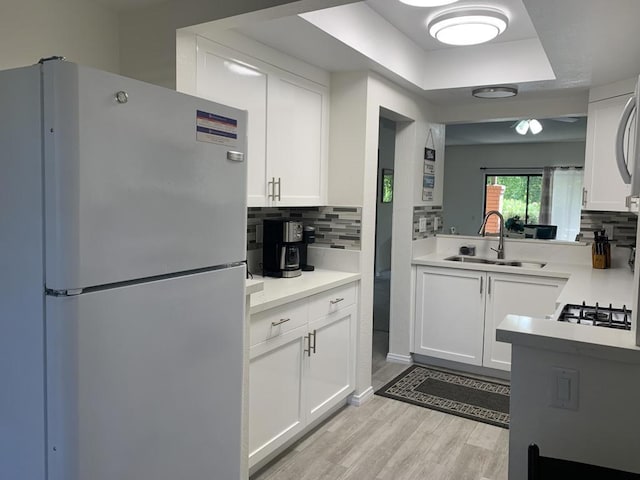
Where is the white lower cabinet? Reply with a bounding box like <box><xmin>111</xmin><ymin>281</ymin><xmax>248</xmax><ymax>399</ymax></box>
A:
<box><xmin>414</xmin><ymin>266</ymin><xmax>566</xmax><ymax>371</ymax></box>
<box><xmin>248</xmin><ymin>283</ymin><xmax>357</xmax><ymax>469</ymax></box>
<box><xmin>414</xmin><ymin>267</ymin><xmax>485</xmax><ymax>365</ymax></box>
<box><xmin>306</xmin><ymin>306</ymin><xmax>356</xmax><ymax>424</ymax></box>
<box><xmin>248</xmin><ymin>326</ymin><xmax>306</xmax><ymax>467</ymax></box>
<box><xmin>482</xmin><ymin>273</ymin><xmax>566</xmax><ymax>371</ymax></box>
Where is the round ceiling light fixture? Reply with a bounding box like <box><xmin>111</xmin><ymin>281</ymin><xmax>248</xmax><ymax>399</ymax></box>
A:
<box><xmin>472</xmin><ymin>86</ymin><xmax>518</xmax><ymax>99</ymax></box>
<box><xmin>398</xmin><ymin>0</ymin><xmax>459</xmax><ymax>6</ymax></box>
<box><xmin>428</xmin><ymin>8</ymin><xmax>509</xmax><ymax>46</ymax></box>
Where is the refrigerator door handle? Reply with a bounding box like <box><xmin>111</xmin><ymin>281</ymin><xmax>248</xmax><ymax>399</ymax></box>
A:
<box><xmin>615</xmin><ymin>96</ymin><xmax>635</xmax><ymax>185</ymax></box>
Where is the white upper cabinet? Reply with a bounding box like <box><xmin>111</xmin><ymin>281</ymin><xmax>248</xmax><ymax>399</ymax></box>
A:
<box><xmin>195</xmin><ymin>42</ymin><xmax>268</xmax><ymax>207</ymax></box>
<box><xmin>267</xmin><ymin>73</ymin><xmax>326</xmax><ymax>205</ymax></box>
<box><xmin>583</xmin><ymin>92</ymin><xmax>634</xmax><ymax>211</ymax></box>
<box><xmin>194</xmin><ymin>35</ymin><xmax>328</xmax><ymax>207</ymax></box>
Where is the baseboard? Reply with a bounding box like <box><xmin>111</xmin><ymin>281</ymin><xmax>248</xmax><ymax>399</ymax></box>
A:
<box><xmin>386</xmin><ymin>352</ymin><xmax>413</xmax><ymax>364</ymax></box>
<box><xmin>348</xmin><ymin>386</ymin><xmax>374</xmax><ymax>406</ymax></box>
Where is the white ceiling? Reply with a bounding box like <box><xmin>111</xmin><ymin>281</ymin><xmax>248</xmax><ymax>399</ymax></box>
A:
<box><xmin>235</xmin><ymin>0</ymin><xmax>640</xmax><ymax>105</ymax></box>
<box><xmin>90</xmin><ymin>0</ymin><xmax>637</xmax><ymax>143</ymax></box>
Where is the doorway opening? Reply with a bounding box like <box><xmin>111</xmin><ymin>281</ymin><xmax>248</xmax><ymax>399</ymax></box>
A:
<box><xmin>372</xmin><ymin>117</ymin><xmax>396</xmax><ymax>377</ymax></box>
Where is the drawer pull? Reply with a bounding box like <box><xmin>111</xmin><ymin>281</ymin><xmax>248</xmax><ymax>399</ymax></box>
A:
<box><xmin>330</xmin><ymin>297</ymin><xmax>345</xmax><ymax>305</ymax></box>
<box><xmin>271</xmin><ymin>318</ymin><xmax>290</xmax><ymax>327</ymax></box>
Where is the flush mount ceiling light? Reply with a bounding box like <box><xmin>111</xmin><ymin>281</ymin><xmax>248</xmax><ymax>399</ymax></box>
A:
<box><xmin>472</xmin><ymin>86</ymin><xmax>518</xmax><ymax>99</ymax></box>
<box><xmin>515</xmin><ymin>119</ymin><xmax>543</xmax><ymax>135</ymax></box>
<box><xmin>398</xmin><ymin>0</ymin><xmax>459</xmax><ymax>6</ymax></box>
<box><xmin>428</xmin><ymin>8</ymin><xmax>509</xmax><ymax>46</ymax></box>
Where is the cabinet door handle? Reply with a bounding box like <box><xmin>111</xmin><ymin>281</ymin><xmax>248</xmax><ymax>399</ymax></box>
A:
<box><xmin>582</xmin><ymin>187</ymin><xmax>588</xmax><ymax>207</ymax></box>
<box><xmin>480</xmin><ymin>277</ymin><xmax>483</xmax><ymax>295</ymax></box>
<box><xmin>271</xmin><ymin>318</ymin><xmax>290</xmax><ymax>327</ymax></box>
<box><xmin>304</xmin><ymin>331</ymin><xmax>316</xmax><ymax>357</ymax></box>
<box><xmin>310</xmin><ymin>329</ymin><xmax>317</xmax><ymax>354</ymax></box>
<box><xmin>267</xmin><ymin>177</ymin><xmax>275</xmax><ymax>200</ymax></box>
<box><xmin>330</xmin><ymin>297</ymin><xmax>344</xmax><ymax>305</ymax></box>
<box><xmin>488</xmin><ymin>277</ymin><xmax>491</xmax><ymax>295</ymax></box>
<box><xmin>276</xmin><ymin>177</ymin><xmax>282</xmax><ymax>201</ymax></box>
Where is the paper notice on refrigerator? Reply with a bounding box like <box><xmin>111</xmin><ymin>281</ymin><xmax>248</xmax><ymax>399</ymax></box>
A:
<box><xmin>196</xmin><ymin>110</ymin><xmax>239</xmax><ymax>146</ymax></box>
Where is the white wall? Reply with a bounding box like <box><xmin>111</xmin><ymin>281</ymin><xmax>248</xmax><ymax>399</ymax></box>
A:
<box><xmin>443</xmin><ymin>142</ymin><xmax>586</xmax><ymax>236</ymax></box>
<box><xmin>375</xmin><ymin>117</ymin><xmax>395</xmax><ymax>275</ymax></box>
<box><xmin>0</xmin><ymin>0</ymin><xmax>119</xmax><ymax>73</ymax></box>
<box><xmin>329</xmin><ymin>71</ymin><xmax>441</xmax><ymax>393</ymax></box>
<box><xmin>509</xmin><ymin>345</ymin><xmax>640</xmax><ymax>479</ymax></box>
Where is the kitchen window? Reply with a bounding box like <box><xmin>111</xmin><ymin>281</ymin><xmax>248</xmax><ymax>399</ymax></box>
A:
<box><xmin>484</xmin><ymin>174</ymin><xmax>542</xmax><ymax>233</ymax></box>
<box><xmin>483</xmin><ymin>168</ymin><xmax>583</xmax><ymax>241</ymax></box>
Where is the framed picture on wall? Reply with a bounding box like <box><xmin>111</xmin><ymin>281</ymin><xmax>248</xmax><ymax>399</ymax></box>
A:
<box><xmin>381</xmin><ymin>169</ymin><xmax>394</xmax><ymax>203</ymax></box>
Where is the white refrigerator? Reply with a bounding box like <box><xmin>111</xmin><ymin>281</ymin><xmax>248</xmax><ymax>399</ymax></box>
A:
<box><xmin>0</xmin><ymin>59</ymin><xmax>248</xmax><ymax>480</ymax></box>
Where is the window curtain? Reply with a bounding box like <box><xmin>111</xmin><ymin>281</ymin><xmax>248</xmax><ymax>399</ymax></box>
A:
<box><xmin>539</xmin><ymin>167</ymin><xmax>554</xmax><ymax>224</ymax></box>
<box><xmin>549</xmin><ymin>168</ymin><xmax>583</xmax><ymax>241</ymax></box>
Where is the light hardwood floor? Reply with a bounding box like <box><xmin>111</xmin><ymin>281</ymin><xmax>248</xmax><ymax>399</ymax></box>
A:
<box><xmin>252</xmin><ymin>333</ymin><xmax>509</xmax><ymax>480</ymax></box>
<box><xmin>251</xmin><ymin>395</ymin><xmax>509</xmax><ymax>480</ymax></box>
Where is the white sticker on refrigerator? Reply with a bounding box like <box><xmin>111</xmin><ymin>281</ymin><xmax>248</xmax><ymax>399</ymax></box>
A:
<box><xmin>196</xmin><ymin>110</ymin><xmax>238</xmax><ymax>146</ymax></box>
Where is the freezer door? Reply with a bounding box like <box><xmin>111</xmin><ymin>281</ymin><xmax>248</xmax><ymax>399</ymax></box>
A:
<box><xmin>43</xmin><ymin>61</ymin><xmax>247</xmax><ymax>291</ymax></box>
<box><xmin>46</xmin><ymin>266</ymin><xmax>245</xmax><ymax>480</ymax></box>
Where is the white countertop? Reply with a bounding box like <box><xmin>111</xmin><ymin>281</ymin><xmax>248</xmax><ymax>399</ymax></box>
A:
<box><xmin>412</xmin><ymin>253</ymin><xmax>634</xmax><ymax>307</ymax></box>
<box><xmin>245</xmin><ymin>279</ymin><xmax>264</xmax><ymax>296</ymax></box>
<box><xmin>413</xmin><ymin>252</ymin><xmax>638</xmax><ymax>359</ymax></box>
<box><xmin>497</xmin><ymin>314</ymin><xmax>640</xmax><ymax>363</ymax></box>
<box><xmin>246</xmin><ymin>269</ymin><xmax>361</xmax><ymax>314</ymax></box>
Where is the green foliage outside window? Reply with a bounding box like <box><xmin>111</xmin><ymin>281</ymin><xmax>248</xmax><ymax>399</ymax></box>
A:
<box><xmin>382</xmin><ymin>170</ymin><xmax>394</xmax><ymax>203</ymax></box>
<box><xmin>486</xmin><ymin>175</ymin><xmax>541</xmax><ymax>224</ymax></box>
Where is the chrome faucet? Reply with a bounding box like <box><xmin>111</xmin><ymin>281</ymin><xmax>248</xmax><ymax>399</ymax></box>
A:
<box><xmin>478</xmin><ymin>210</ymin><xmax>505</xmax><ymax>259</ymax></box>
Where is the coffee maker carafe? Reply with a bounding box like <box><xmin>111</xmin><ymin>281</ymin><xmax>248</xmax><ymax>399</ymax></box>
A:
<box><xmin>263</xmin><ymin>219</ymin><xmax>303</xmax><ymax>278</ymax></box>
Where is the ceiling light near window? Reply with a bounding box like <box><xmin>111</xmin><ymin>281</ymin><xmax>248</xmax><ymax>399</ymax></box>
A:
<box><xmin>398</xmin><ymin>0</ymin><xmax>459</xmax><ymax>6</ymax></box>
<box><xmin>428</xmin><ymin>8</ymin><xmax>509</xmax><ymax>46</ymax></box>
<box><xmin>515</xmin><ymin>119</ymin><xmax>543</xmax><ymax>135</ymax></box>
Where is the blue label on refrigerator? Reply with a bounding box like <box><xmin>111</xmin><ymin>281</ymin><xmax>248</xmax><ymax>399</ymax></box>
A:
<box><xmin>196</xmin><ymin>110</ymin><xmax>238</xmax><ymax>147</ymax></box>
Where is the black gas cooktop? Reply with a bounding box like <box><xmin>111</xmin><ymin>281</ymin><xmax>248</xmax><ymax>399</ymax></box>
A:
<box><xmin>558</xmin><ymin>302</ymin><xmax>631</xmax><ymax>330</ymax></box>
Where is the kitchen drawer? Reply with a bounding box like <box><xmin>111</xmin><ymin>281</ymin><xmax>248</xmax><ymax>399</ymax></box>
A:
<box><xmin>308</xmin><ymin>283</ymin><xmax>357</xmax><ymax>321</ymax></box>
<box><xmin>250</xmin><ymin>300</ymin><xmax>308</xmax><ymax>347</ymax></box>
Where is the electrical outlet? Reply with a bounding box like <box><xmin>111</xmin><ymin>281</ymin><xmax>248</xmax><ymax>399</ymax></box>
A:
<box><xmin>550</xmin><ymin>367</ymin><xmax>579</xmax><ymax>410</ymax></box>
<box><xmin>419</xmin><ymin>217</ymin><xmax>427</xmax><ymax>233</ymax></box>
<box><xmin>433</xmin><ymin>217</ymin><xmax>439</xmax><ymax>231</ymax></box>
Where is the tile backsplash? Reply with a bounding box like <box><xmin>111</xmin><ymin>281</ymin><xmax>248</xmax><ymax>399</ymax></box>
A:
<box><xmin>580</xmin><ymin>210</ymin><xmax>637</xmax><ymax>246</ymax></box>
<box><xmin>413</xmin><ymin>206</ymin><xmax>444</xmax><ymax>240</ymax></box>
<box><xmin>247</xmin><ymin>206</ymin><xmax>362</xmax><ymax>251</ymax></box>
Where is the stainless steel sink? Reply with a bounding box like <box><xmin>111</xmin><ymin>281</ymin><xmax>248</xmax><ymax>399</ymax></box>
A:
<box><xmin>444</xmin><ymin>256</ymin><xmax>546</xmax><ymax>269</ymax></box>
<box><xmin>444</xmin><ymin>256</ymin><xmax>497</xmax><ymax>264</ymax></box>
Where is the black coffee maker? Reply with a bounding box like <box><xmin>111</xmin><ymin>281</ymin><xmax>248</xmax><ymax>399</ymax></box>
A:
<box><xmin>300</xmin><ymin>226</ymin><xmax>315</xmax><ymax>272</ymax></box>
<box><xmin>263</xmin><ymin>219</ymin><xmax>303</xmax><ymax>278</ymax></box>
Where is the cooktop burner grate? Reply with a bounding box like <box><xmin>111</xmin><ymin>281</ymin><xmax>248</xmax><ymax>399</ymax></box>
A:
<box><xmin>557</xmin><ymin>302</ymin><xmax>631</xmax><ymax>330</ymax></box>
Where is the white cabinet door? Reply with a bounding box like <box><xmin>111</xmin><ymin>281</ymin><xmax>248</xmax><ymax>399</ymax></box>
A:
<box><xmin>583</xmin><ymin>93</ymin><xmax>634</xmax><ymax>211</ymax></box>
<box><xmin>413</xmin><ymin>267</ymin><xmax>485</xmax><ymax>366</ymax></box>
<box><xmin>483</xmin><ymin>273</ymin><xmax>566</xmax><ymax>371</ymax></box>
<box><xmin>196</xmin><ymin>38</ymin><xmax>268</xmax><ymax>207</ymax></box>
<box><xmin>305</xmin><ymin>305</ymin><xmax>356</xmax><ymax>424</ymax></box>
<box><xmin>267</xmin><ymin>74</ymin><xmax>327</xmax><ymax>206</ymax></box>
<box><xmin>248</xmin><ymin>326</ymin><xmax>306</xmax><ymax>468</ymax></box>
<box><xmin>194</xmin><ymin>37</ymin><xmax>327</xmax><ymax>207</ymax></box>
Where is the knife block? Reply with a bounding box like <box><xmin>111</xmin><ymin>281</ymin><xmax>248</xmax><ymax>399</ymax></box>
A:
<box><xmin>592</xmin><ymin>243</ymin><xmax>610</xmax><ymax>269</ymax></box>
